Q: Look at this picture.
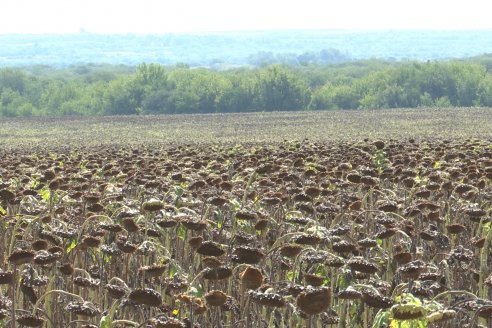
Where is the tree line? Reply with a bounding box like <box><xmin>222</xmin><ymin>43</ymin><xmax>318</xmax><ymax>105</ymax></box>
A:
<box><xmin>2</xmin><ymin>58</ymin><xmax>492</xmax><ymax>117</ymax></box>
<box><xmin>3</xmin><ymin>31</ymin><xmax>492</xmax><ymax>67</ymax></box>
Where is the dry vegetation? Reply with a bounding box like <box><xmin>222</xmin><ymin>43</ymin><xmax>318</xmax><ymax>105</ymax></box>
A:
<box><xmin>1</xmin><ymin>108</ymin><xmax>492</xmax><ymax>328</ymax></box>
<box><xmin>0</xmin><ymin>108</ymin><xmax>491</xmax><ymax>150</ymax></box>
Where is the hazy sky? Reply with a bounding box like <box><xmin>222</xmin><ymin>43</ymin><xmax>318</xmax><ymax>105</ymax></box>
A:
<box><xmin>2</xmin><ymin>0</ymin><xmax>492</xmax><ymax>34</ymax></box>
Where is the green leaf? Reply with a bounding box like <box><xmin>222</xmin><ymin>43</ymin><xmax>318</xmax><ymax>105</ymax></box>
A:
<box><xmin>177</xmin><ymin>225</ymin><xmax>186</xmax><ymax>241</ymax></box>
<box><xmin>0</xmin><ymin>206</ymin><xmax>6</xmax><ymax>216</ymax></box>
<box><xmin>188</xmin><ymin>284</ymin><xmax>204</xmax><ymax>297</ymax></box>
<box><xmin>30</xmin><ymin>179</ymin><xmax>39</xmax><ymax>189</ymax></box>
<box><xmin>287</xmin><ymin>271</ymin><xmax>294</xmax><ymax>281</ymax></box>
<box><xmin>40</xmin><ymin>188</ymin><xmax>51</xmax><ymax>202</ymax></box>
<box><xmin>168</xmin><ymin>263</ymin><xmax>178</xmax><ymax>278</ymax></box>
<box><xmin>315</xmin><ymin>265</ymin><xmax>327</xmax><ymax>276</ymax></box>
<box><xmin>66</xmin><ymin>238</ymin><xmax>77</xmax><ymax>253</ymax></box>
<box><xmin>229</xmin><ymin>198</ymin><xmax>241</xmax><ymax>211</ymax></box>
<box><xmin>372</xmin><ymin>309</ymin><xmax>389</xmax><ymax>328</ymax></box>
<box><xmin>483</xmin><ymin>221</ymin><xmax>491</xmax><ymax>233</ymax></box>
<box><xmin>336</xmin><ymin>275</ymin><xmax>349</xmax><ymax>290</ymax></box>
<box><xmin>390</xmin><ymin>319</ymin><xmax>428</xmax><ymax>328</ymax></box>
<box><xmin>103</xmin><ymin>255</ymin><xmax>112</xmax><ymax>263</ymax></box>
<box><xmin>174</xmin><ymin>186</ymin><xmax>184</xmax><ymax>198</ymax></box>
<box><xmin>99</xmin><ymin>315</ymin><xmax>111</xmax><ymax>328</ymax></box>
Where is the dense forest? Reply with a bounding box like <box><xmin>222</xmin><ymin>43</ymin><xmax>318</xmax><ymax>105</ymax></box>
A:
<box><xmin>2</xmin><ymin>56</ymin><xmax>492</xmax><ymax>117</ymax></box>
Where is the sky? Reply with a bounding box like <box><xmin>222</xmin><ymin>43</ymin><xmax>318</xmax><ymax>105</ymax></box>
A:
<box><xmin>1</xmin><ymin>0</ymin><xmax>492</xmax><ymax>34</ymax></box>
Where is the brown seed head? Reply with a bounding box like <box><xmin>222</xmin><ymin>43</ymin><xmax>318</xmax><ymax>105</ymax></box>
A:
<box><xmin>296</xmin><ymin>287</ymin><xmax>331</xmax><ymax>315</ymax></box>
<box><xmin>249</xmin><ymin>290</ymin><xmax>285</xmax><ymax>308</ymax></box>
<box><xmin>240</xmin><ymin>266</ymin><xmax>263</xmax><ymax>290</ymax></box>
<box><xmin>204</xmin><ymin>290</ymin><xmax>228</xmax><ymax>306</ymax></box>
<box><xmin>8</xmin><ymin>249</ymin><xmax>35</xmax><ymax>266</ymax></box>
<box><xmin>197</xmin><ymin>241</ymin><xmax>225</xmax><ymax>257</ymax></box>
<box><xmin>129</xmin><ymin>288</ymin><xmax>162</xmax><ymax>307</ymax></box>
<box><xmin>232</xmin><ymin>246</ymin><xmax>264</xmax><ymax>264</ymax></box>
<box><xmin>17</xmin><ymin>314</ymin><xmax>45</xmax><ymax>327</ymax></box>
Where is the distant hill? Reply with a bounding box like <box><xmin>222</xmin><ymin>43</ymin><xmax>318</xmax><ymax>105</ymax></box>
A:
<box><xmin>1</xmin><ymin>30</ymin><xmax>492</xmax><ymax>68</ymax></box>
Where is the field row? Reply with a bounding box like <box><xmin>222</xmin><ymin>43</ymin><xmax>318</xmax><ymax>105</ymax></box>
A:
<box><xmin>0</xmin><ymin>108</ymin><xmax>491</xmax><ymax>150</ymax></box>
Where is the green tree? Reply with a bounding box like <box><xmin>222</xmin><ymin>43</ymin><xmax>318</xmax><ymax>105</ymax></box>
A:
<box><xmin>168</xmin><ymin>67</ymin><xmax>231</xmax><ymax>113</ymax></box>
<box><xmin>419</xmin><ymin>92</ymin><xmax>434</xmax><ymax>107</ymax></box>
<box><xmin>308</xmin><ymin>83</ymin><xmax>337</xmax><ymax>110</ymax></box>
<box><xmin>135</xmin><ymin>63</ymin><xmax>168</xmax><ymax>92</ymax></box>
<box><xmin>331</xmin><ymin>84</ymin><xmax>360</xmax><ymax>109</ymax></box>
<box><xmin>0</xmin><ymin>68</ymin><xmax>27</xmax><ymax>94</ymax></box>
<box><xmin>0</xmin><ymin>58</ymin><xmax>491</xmax><ymax>117</ymax></box>
<box><xmin>169</xmin><ymin>89</ymin><xmax>200</xmax><ymax>114</ymax></box>
<box><xmin>434</xmin><ymin>96</ymin><xmax>452</xmax><ymax>107</ymax></box>
<box><xmin>0</xmin><ymin>88</ymin><xmax>34</xmax><ymax>117</ymax></box>
<box><xmin>420</xmin><ymin>62</ymin><xmax>458</xmax><ymax>105</ymax></box>
<box><xmin>103</xmin><ymin>76</ymin><xmax>144</xmax><ymax>115</ymax></box>
<box><xmin>451</xmin><ymin>62</ymin><xmax>485</xmax><ymax>106</ymax></box>
<box><xmin>39</xmin><ymin>81</ymin><xmax>82</xmax><ymax>115</ymax></box>
<box><xmin>141</xmin><ymin>89</ymin><xmax>174</xmax><ymax>114</ymax></box>
<box><xmin>477</xmin><ymin>75</ymin><xmax>492</xmax><ymax>106</ymax></box>
<box><xmin>255</xmin><ymin>65</ymin><xmax>310</xmax><ymax>111</ymax></box>
<box><xmin>218</xmin><ymin>72</ymin><xmax>256</xmax><ymax>112</ymax></box>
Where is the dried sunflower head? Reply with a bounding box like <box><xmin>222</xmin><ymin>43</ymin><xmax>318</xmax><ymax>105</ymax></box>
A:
<box><xmin>128</xmin><ymin>288</ymin><xmax>162</xmax><ymax>307</ymax></box>
<box><xmin>296</xmin><ymin>287</ymin><xmax>331</xmax><ymax>315</ymax></box>
<box><xmin>249</xmin><ymin>290</ymin><xmax>285</xmax><ymax>308</ymax></box>
<box><xmin>65</xmin><ymin>301</ymin><xmax>100</xmax><ymax>317</ymax></box>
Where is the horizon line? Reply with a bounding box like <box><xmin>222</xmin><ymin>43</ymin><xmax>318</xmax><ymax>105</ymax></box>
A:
<box><xmin>2</xmin><ymin>28</ymin><xmax>492</xmax><ymax>36</ymax></box>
